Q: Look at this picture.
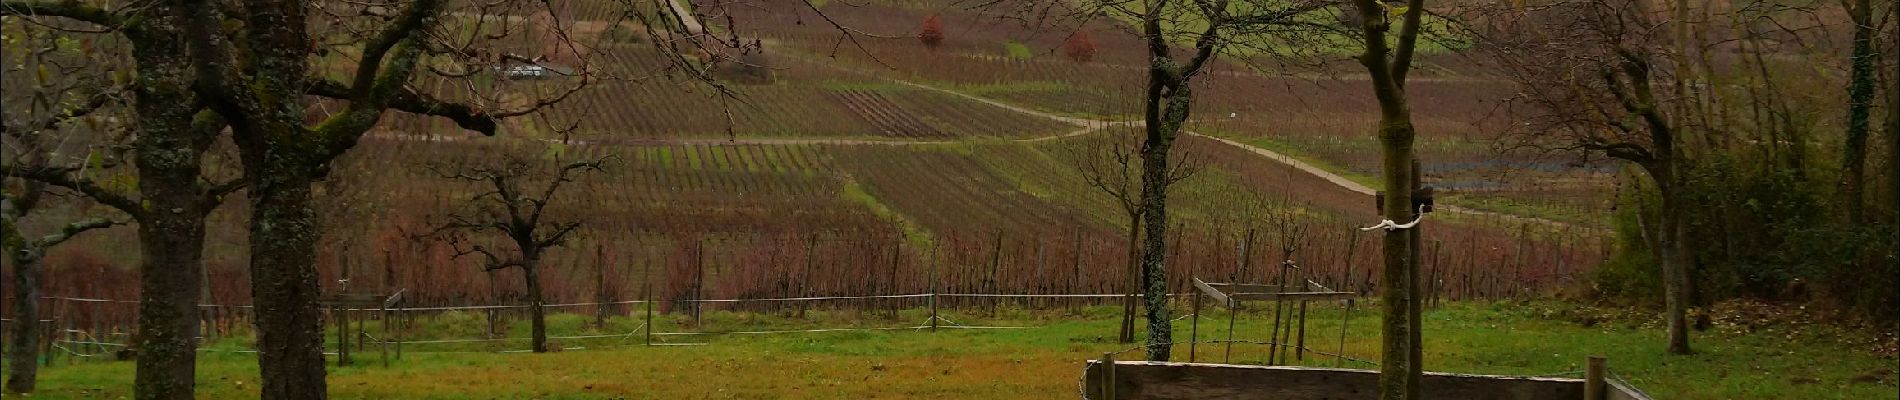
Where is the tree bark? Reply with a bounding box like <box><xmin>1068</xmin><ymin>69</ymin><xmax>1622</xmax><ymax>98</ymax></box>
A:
<box><xmin>1121</xmin><ymin>214</ymin><xmax>1141</xmax><ymax>344</ymax></box>
<box><xmin>525</xmin><ymin>262</ymin><xmax>548</xmax><ymax>353</ymax></box>
<box><xmin>5</xmin><ymin>248</ymin><xmax>43</xmax><ymax>394</ymax></box>
<box><xmin>1351</xmin><ymin>0</ymin><xmax>1426</xmax><ymax>396</ymax></box>
<box><xmin>247</xmin><ymin>169</ymin><xmax>328</xmax><ymax>400</ymax></box>
<box><xmin>128</xmin><ymin>7</ymin><xmax>216</xmax><ymax>397</ymax></box>
<box><xmin>1653</xmin><ymin>171</ymin><xmax>1693</xmax><ymax>355</ymax></box>
<box><xmin>1838</xmin><ymin>0</ymin><xmax>1875</xmax><ymax>224</ymax></box>
<box><xmin>1139</xmin><ymin>137</ymin><xmax>1175</xmax><ymax>361</ymax></box>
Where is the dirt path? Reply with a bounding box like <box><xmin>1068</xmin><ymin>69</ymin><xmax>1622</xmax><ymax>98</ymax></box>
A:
<box><xmin>386</xmin><ymin>40</ymin><xmax>1579</xmax><ymax>229</ymax></box>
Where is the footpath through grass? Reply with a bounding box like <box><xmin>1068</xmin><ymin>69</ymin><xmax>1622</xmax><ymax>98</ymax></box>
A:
<box><xmin>17</xmin><ymin>301</ymin><xmax>1896</xmax><ymax>399</ymax></box>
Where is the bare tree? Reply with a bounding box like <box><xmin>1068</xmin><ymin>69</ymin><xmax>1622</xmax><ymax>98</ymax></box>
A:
<box><xmin>1064</xmin><ymin>134</ymin><xmax>1196</xmax><ymax>344</ymax></box>
<box><xmin>0</xmin><ymin>0</ymin><xmax>865</xmax><ymax>397</ymax></box>
<box><xmin>432</xmin><ymin>155</ymin><xmax>609</xmax><ymax>353</ymax></box>
<box><xmin>1478</xmin><ymin>0</ymin><xmax>1697</xmax><ymax>355</ymax></box>
<box><xmin>1837</xmin><ymin>0</ymin><xmax>1886</xmax><ymax>224</ymax></box>
<box><xmin>1</xmin><ymin>34</ymin><xmax>129</xmax><ymax>390</ymax></box>
<box><xmin>1008</xmin><ymin>0</ymin><xmax>1332</xmax><ymax>362</ymax></box>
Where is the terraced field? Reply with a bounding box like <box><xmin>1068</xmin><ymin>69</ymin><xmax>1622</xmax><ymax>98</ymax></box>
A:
<box><xmin>32</xmin><ymin>0</ymin><xmax>1607</xmax><ymax>316</ymax></box>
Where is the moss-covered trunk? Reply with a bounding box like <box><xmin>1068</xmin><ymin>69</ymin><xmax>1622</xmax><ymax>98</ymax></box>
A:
<box><xmin>1138</xmin><ymin>65</ymin><xmax>1194</xmax><ymax>360</ymax></box>
<box><xmin>5</xmin><ymin>247</ymin><xmax>43</xmax><ymax>394</ymax></box>
<box><xmin>1138</xmin><ymin>138</ymin><xmax>1174</xmax><ymax>361</ymax></box>
<box><xmin>1838</xmin><ymin>0</ymin><xmax>1875</xmax><ymax>224</ymax></box>
<box><xmin>128</xmin><ymin>8</ymin><xmax>215</xmax><ymax>397</ymax></box>
<box><xmin>247</xmin><ymin>165</ymin><xmax>328</xmax><ymax>400</ymax></box>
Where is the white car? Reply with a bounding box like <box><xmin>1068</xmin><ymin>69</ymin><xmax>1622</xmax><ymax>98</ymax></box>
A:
<box><xmin>504</xmin><ymin>64</ymin><xmax>552</xmax><ymax>79</ymax></box>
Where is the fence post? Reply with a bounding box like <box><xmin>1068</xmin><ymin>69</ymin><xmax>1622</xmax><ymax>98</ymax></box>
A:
<box><xmin>1584</xmin><ymin>355</ymin><xmax>1606</xmax><ymax>400</ymax></box>
<box><xmin>928</xmin><ymin>243</ymin><xmax>940</xmax><ymax>332</ymax></box>
<box><xmin>381</xmin><ymin>304</ymin><xmax>390</xmax><ymax>368</ymax></box>
<box><xmin>395</xmin><ymin>306</ymin><xmax>403</xmax><ymax>360</ymax></box>
<box><xmin>1189</xmin><ymin>288</ymin><xmax>1201</xmax><ymax>363</ymax></box>
<box><xmin>644</xmin><ymin>263</ymin><xmax>656</xmax><ymax>346</ymax></box>
<box><xmin>692</xmin><ymin>239</ymin><xmax>704</xmax><ymax>328</ymax></box>
<box><xmin>1100</xmin><ymin>352</ymin><xmax>1117</xmax><ymax>400</ymax></box>
<box><xmin>596</xmin><ymin>244</ymin><xmax>608</xmax><ymax>328</ymax></box>
<box><xmin>889</xmin><ymin>236</ymin><xmax>902</xmax><ymax>320</ymax></box>
<box><xmin>1336</xmin><ymin>298</ymin><xmax>1353</xmax><ymax>367</ymax></box>
<box><xmin>986</xmin><ymin>230</ymin><xmax>1002</xmax><ymax>317</ymax></box>
<box><xmin>1295</xmin><ymin>300</ymin><xmax>1308</xmax><ymax>362</ymax></box>
<box><xmin>335</xmin><ymin>305</ymin><xmax>348</xmax><ymax>367</ymax></box>
<box><xmin>1428</xmin><ymin>239</ymin><xmax>1442</xmax><ymax>309</ymax></box>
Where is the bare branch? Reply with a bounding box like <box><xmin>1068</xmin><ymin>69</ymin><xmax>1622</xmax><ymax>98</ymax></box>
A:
<box><xmin>32</xmin><ymin>216</ymin><xmax>125</xmax><ymax>248</ymax></box>
<box><xmin>0</xmin><ymin>0</ymin><xmax>123</xmax><ymax>29</ymax></box>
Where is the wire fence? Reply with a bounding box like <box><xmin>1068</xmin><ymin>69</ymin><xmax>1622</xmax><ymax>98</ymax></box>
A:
<box><xmin>13</xmin><ymin>290</ymin><xmax>1389</xmax><ymax>369</ymax></box>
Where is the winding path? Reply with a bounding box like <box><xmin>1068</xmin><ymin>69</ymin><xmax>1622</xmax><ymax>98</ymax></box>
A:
<box><xmin>388</xmin><ymin>3</ymin><xmax>1581</xmax><ymax>229</ymax></box>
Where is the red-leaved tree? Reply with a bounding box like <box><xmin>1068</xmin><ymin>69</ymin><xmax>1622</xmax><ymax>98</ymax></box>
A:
<box><xmin>1063</xmin><ymin>31</ymin><xmax>1097</xmax><ymax>62</ymax></box>
<box><xmin>919</xmin><ymin>14</ymin><xmax>945</xmax><ymax>49</ymax></box>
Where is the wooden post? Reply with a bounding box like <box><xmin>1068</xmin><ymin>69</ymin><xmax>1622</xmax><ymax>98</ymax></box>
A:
<box><xmin>799</xmin><ymin>234</ymin><xmax>815</xmax><ymax>318</ymax></box>
<box><xmin>644</xmin><ymin>261</ymin><xmax>656</xmax><ymax>346</ymax></box>
<box><xmin>61</xmin><ymin>313</ymin><xmax>74</xmax><ymax>366</ymax></box>
<box><xmin>1224</xmin><ymin>299</ymin><xmax>1237</xmax><ymax>363</ymax></box>
<box><xmin>1429</xmin><ymin>240</ymin><xmax>1444</xmax><ymax>309</ymax></box>
<box><xmin>381</xmin><ymin>304</ymin><xmax>390</xmax><ymax>368</ymax></box>
<box><xmin>40</xmin><ymin>318</ymin><xmax>55</xmax><ymax>367</ymax></box>
<box><xmin>928</xmin><ymin>243</ymin><xmax>940</xmax><ymax>331</ymax></box>
<box><xmin>1295</xmin><ymin>300</ymin><xmax>1308</xmax><ymax>362</ymax></box>
<box><xmin>1584</xmin><ymin>355</ymin><xmax>1606</xmax><ymax>400</ymax></box>
<box><xmin>1267</xmin><ymin>262</ymin><xmax>1289</xmax><ymax>365</ymax></box>
<box><xmin>595</xmin><ymin>244</ymin><xmax>608</xmax><ymax>328</ymax></box>
<box><xmin>888</xmin><ymin>237</ymin><xmax>902</xmax><ymax>320</ymax></box>
<box><xmin>1189</xmin><ymin>288</ymin><xmax>1202</xmax><ymax>363</ymax></box>
<box><xmin>335</xmin><ymin>305</ymin><xmax>348</xmax><ymax>367</ymax></box>
<box><xmin>1069</xmin><ymin>230</ymin><xmax>1083</xmax><ymax>313</ymax></box>
<box><xmin>1100</xmin><ymin>352</ymin><xmax>1117</xmax><ymax>400</ymax></box>
<box><xmin>1336</xmin><ymin>299</ymin><xmax>1353</xmax><ymax>367</ymax></box>
<box><xmin>91</xmin><ymin>301</ymin><xmax>103</xmax><ymax>354</ymax></box>
<box><xmin>394</xmin><ymin>306</ymin><xmax>403</xmax><ymax>360</ymax></box>
<box><xmin>986</xmin><ymin>230</ymin><xmax>1002</xmax><ymax>317</ymax></box>
<box><xmin>693</xmin><ymin>239</ymin><xmax>704</xmax><ymax>328</ymax></box>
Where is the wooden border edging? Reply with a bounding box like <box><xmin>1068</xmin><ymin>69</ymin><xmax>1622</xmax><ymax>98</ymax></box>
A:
<box><xmin>1080</xmin><ymin>361</ymin><xmax>1653</xmax><ymax>400</ymax></box>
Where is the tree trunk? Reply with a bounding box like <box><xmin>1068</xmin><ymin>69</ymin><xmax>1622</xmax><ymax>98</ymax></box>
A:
<box><xmin>5</xmin><ymin>248</ymin><xmax>43</xmax><ymax>394</ymax></box>
<box><xmin>525</xmin><ymin>262</ymin><xmax>548</xmax><ymax>353</ymax></box>
<box><xmin>1376</xmin><ymin>121</ymin><xmax>1419</xmax><ymax>400</ymax></box>
<box><xmin>1839</xmin><ymin>0</ymin><xmax>1875</xmax><ymax>224</ymax></box>
<box><xmin>1405</xmin><ymin>160</ymin><xmax>1423</xmax><ymax>396</ymax></box>
<box><xmin>1120</xmin><ymin>214</ymin><xmax>1141</xmax><ymax>344</ymax></box>
<box><xmin>129</xmin><ymin>23</ymin><xmax>214</xmax><ymax>397</ymax></box>
<box><xmin>247</xmin><ymin>170</ymin><xmax>328</xmax><ymax>400</ymax></box>
<box><xmin>133</xmin><ymin>180</ymin><xmax>210</xmax><ymax>400</ymax></box>
<box><xmin>1655</xmin><ymin>174</ymin><xmax>1693</xmax><ymax>355</ymax></box>
<box><xmin>1139</xmin><ymin>135</ymin><xmax>1175</xmax><ymax>361</ymax></box>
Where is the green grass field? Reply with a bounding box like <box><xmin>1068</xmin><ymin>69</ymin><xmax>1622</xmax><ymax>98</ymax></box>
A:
<box><xmin>14</xmin><ymin>301</ymin><xmax>1894</xmax><ymax>399</ymax></box>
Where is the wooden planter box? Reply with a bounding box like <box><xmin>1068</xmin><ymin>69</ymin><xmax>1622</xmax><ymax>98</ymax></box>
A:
<box><xmin>1081</xmin><ymin>361</ymin><xmax>1651</xmax><ymax>400</ymax></box>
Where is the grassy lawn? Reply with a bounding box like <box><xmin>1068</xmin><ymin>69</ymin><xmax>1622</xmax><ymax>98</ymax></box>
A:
<box><xmin>15</xmin><ymin>302</ymin><xmax>1895</xmax><ymax>399</ymax></box>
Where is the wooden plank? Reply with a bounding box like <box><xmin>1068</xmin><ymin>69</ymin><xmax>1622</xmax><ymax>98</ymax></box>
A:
<box><xmin>1191</xmin><ymin>279</ymin><xmax>1234</xmax><ymax>310</ymax></box>
<box><xmin>1081</xmin><ymin>362</ymin><xmax>1596</xmax><ymax>400</ymax></box>
<box><xmin>320</xmin><ymin>293</ymin><xmax>386</xmax><ymax>308</ymax></box>
<box><xmin>1605</xmin><ymin>379</ymin><xmax>1653</xmax><ymax>400</ymax></box>
<box><xmin>1228</xmin><ymin>292</ymin><xmax>1357</xmax><ymax>302</ymax></box>
<box><xmin>382</xmin><ymin>289</ymin><xmax>407</xmax><ymax>309</ymax></box>
<box><xmin>1201</xmin><ymin>283</ymin><xmax>1287</xmax><ymax>292</ymax></box>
